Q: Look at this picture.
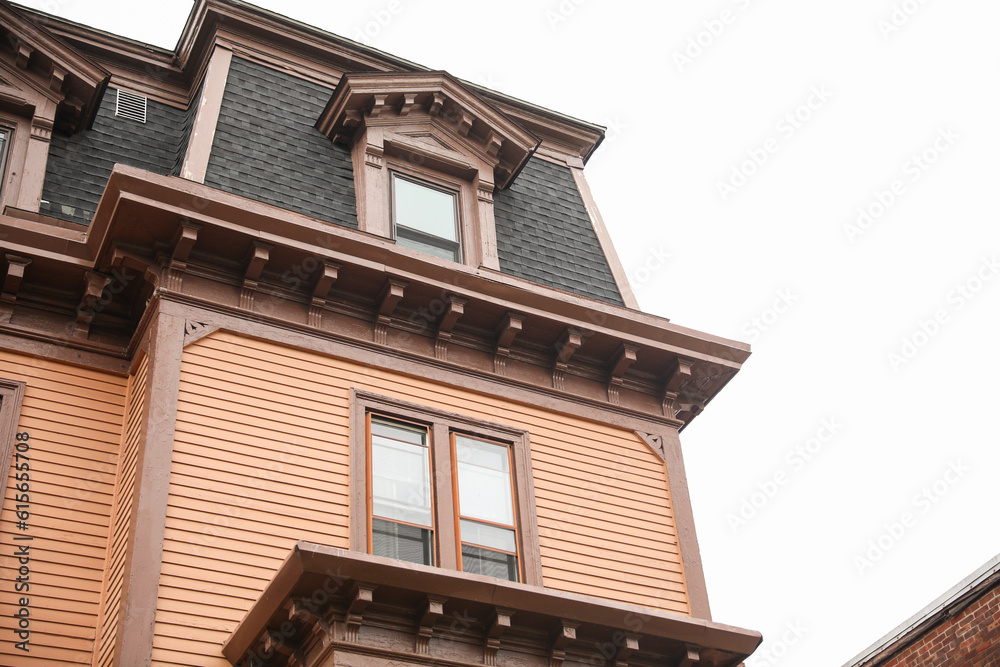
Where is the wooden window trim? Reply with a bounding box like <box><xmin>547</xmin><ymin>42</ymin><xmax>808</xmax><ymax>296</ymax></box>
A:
<box><xmin>390</xmin><ymin>171</ymin><xmax>463</xmax><ymax>263</ymax></box>
<box><xmin>350</xmin><ymin>388</ymin><xmax>542</xmax><ymax>586</ymax></box>
<box><xmin>0</xmin><ymin>378</ymin><xmax>27</xmax><ymax>508</ymax></box>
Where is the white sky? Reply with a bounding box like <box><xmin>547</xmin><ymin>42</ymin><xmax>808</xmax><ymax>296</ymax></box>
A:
<box><xmin>19</xmin><ymin>1</ymin><xmax>1000</xmax><ymax>665</ymax></box>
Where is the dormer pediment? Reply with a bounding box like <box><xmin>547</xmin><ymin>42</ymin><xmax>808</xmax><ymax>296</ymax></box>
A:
<box><xmin>317</xmin><ymin>72</ymin><xmax>539</xmax><ymax>189</ymax></box>
<box><xmin>0</xmin><ymin>3</ymin><xmax>108</xmax><ymax>133</ymax></box>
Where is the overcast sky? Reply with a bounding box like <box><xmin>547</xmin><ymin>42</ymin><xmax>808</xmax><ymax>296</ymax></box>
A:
<box><xmin>19</xmin><ymin>1</ymin><xmax>1000</xmax><ymax>665</ymax></box>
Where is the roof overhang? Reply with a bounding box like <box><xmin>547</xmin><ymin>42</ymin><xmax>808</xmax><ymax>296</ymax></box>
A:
<box><xmin>317</xmin><ymin>71</ymin><xmax>540</xmax><ymax>189</ymax></box>
<box><xmin>223</xmin><ymin>544</ymin><xmax>761</xmax><ymax>667</ymax></box>
<box><xmin>0</xmin><ymin>1</ymin><xmax>109</xmax><ymax>132</ymax></box>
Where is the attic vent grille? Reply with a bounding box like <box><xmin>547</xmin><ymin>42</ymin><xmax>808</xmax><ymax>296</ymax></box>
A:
<box><xmin>115</xmin><ymin>89</ymin><xmax>147</xmax><ymax>123</ymax></box>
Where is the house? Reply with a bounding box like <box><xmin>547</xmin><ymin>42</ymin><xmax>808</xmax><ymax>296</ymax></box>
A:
<box><xmin>843</xmin><ymin>554</ymin><xmax>1000</xmax><ymax>667</ymax></box>
<box><xmin>0</xmin><ymin>1</ymin><xmax>760</xmax><ymax>665</ymax></box>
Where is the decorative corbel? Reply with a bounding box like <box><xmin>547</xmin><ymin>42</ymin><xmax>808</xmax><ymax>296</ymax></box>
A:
<box><xmin>0</xmin><ymin>254</ymin><xmax>31</xmax><ymax>323</ymax></box>
<box><xmin>399</xmin><ymin>93</ymin><xmax>417</xmax><ymax>117</ymax></box>
<box><xmin>308</xmin><ymin>260</ymin><xmax>340</xmax><ymax>328</ymax></box>
<box><xmin>364</xmin><ymin>144</ymin><xmax>384</xmax><ymax>170</ymax></box>
<box><xmin>434</xmin><ymin>294</ymin><xmax>467</xmax><ymax>360</ymax></box>
<box><xmin>73</xmin><ymin>271</ymin><xmax>112</xmax><ymax>339</ymax></box>
<box><xmin>678</xmin><ymin>646</ymin><xmax>701</xmax><ymax>667</ymax></box>
<box><xmin>49</xmin><ymin>64</ymin><xmax>67</xmax><ymax>93</ymax></box>
<box><xmin>13</xmin><ymin>39</ymin><xmax>33</xmax><ymax>69</ymax></box>
<box><xmin>264</xmin><ymin>626</ymin><xmax>302</xmax><ymax>662</ymax></box>
<box><xmin>289</xmin><ymin>597</ymin><xmax>333</xmax><ymax>646</ymax></box>
<box><xmin>415</xmin><ymin>595</ymin><xmax>446</xmax><ymax>654</ymax></box>
<box><xmin>166</xmin><ymin>221</ymin><xmax>200</xmax><ymax>291</ymax></box>
<box><xmin>240</xmin><ymin>241</ymin><xmax>270</xmax><ymax>311</ymax></box>
<box><xmin>613</xmin><ymin>633</ymin><xmax>641</xmax><ymax>667</ymax></box>
<box><xmin>30</xmin><ymin>116</ymin><xmax>53</xmax><ymax>143</ymax></box>
<box><xmin>345</xmin><ymin>583</ymin><xmax>375</xmax><ymax>643</ymax></box>
<box><xmin>484</xmin><ymin>607</ymin><xmax>513</xmax><ymax>666</ymax></box>
<box><xmin>374</xmin><ymin>278</ymin><xmax>407</xmax><ymax>345</ymax></box>
<box><xmin>548</xmin><ymin>619</ymin><xmax>579</xmax><ymax>667</ymax></box>
<box><xmin>368</xmin><ymin>94</ymin><xmax>388</xmax><ymax>119</ymax></box>
<box><xmin>457</xmin><ymin>111</ymin><xmax>474</xmax><ymax>137</ymax></box>
<box><xmin>486</xmin><ymin>131</ymin><xmax>503</xmax><ymax>158</ymax></box>
<box><xmin>607</xmin><ymin>342</ymin><xmax>640</xmax><ymax>405</ymax></box>
<box><xmin>663</xmin><ymin>356</ymin><xmax>695</xmax><ymax>417</ymax></box>
<box><xmin>493</xmin><ymin>311</ymin><xmax>524</xmax><ymax>375</ymax></box>
<box><xmin>552</xmin><ymin>327</ymin><xmax>583</xmax><ymax>390</ymax></box>
<box><xmin>429</xmin><ymin>92</ymin><xmax>445</xmax><ymax>116</ymax></box>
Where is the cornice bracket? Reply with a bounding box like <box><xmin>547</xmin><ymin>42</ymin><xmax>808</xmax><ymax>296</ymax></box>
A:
<box><xmin>664</xmin><ymin>356</ymin><xmax>695</xmax><ymax>394</ymax></box>
<box><xmin>553</xmin><ymin>327</ymin><xmax>583</xmax><ymax>390</ymax></box>
<box><xmin>607</xmin><ymin>343</ymin><xmax>640</xmax><ymax>405</ymax></box>
<box><xmin>484</xmin><ymin>607</ymin><xmax>513</xmax><ymax>666</ymax></box>
<box><xmin>374</xmin><ymin>278</ymin><xmax>407</xmax><ymax>345</ymax></box>
<box><xmin>73</xmin><ymin>271</ymin><xmax>112</xmax><ymax>339</ymax></box>
<box><xmin>166</xmin><ymin>222</ymin><xmax>201</xmax><ymax>292</ymax></box>
<box><xmin>548</xmin><ymin>619</ymin><xmax>579</xmax><ymax>667</ymax></box>
<box><xmin>416</xmin><ymin>595</ymin><xmax>446</xmax><ymax>654</ymax></box>
<box><xmin>613</xmin><ymin>633</ymin><xmax>641</xmax><ymax>667</ymax></box>
<box><xmin>345</xmin><ymin>583</ymin><xmax>375</xmax><ymax>643</ymax></box>
<box><xmin>309</xmin><ymin>260</ymin><xmax>341</xmax><ymax>328</ymax></box>
<box><xmin>493</xmin><ymin>311</ymin><xmax>524</xmax><ymax>375</ymax></box>
<box><xmin>434</xmin><ymin>294</ymin><xmax>467</xmax><ymax>360</ymax></box>
<box><xmin>240</xmin><ymin>241</ymin><xmax>271</xmax><ymax>311</ymax></box>
<box><xmin>0</xmin><ymin>254</ymin><xmax>31</xmax><ymax>323</ymax></box>
<box><xmin>678</xmin><ymin>645</ymin><xmax>701</xmax><ymax>667</ymax></box>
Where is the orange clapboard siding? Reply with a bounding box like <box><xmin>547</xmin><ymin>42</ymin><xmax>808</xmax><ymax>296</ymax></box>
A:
<box><xmin>0</xmin><ymin>349</ymin><xmax>127</xmax><ymax>665</ymax></box>
<box><xmin>151</xmin><ymin>331</ymin><xmax>690</xmax><ymax>665</ymax></box>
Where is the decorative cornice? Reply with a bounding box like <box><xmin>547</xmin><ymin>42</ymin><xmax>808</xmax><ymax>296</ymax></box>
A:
<box><xmin>316</xmin><ymin>72</ymin><xmax>540</xmax><ymax>190</ymax></box>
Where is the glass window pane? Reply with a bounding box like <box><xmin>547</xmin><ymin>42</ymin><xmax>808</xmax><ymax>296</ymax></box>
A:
<box><xmin>395</xmin><ymin>227</ymin><xmax>459</xmax><ymax>262</ymax></box>
<box><xmin>372</xmin><ymin>418</ymin><xmax>426</xmax><ymax>446</ymax></box>
<box><xmin>462</xmin><ymin>544</ymin><xmax>518</xmax><ymax>581</ymax></box>
<box><xmin>456</xmin><ymin>436</ymin><xmax>514</xmax><ymax>525</ymax></box>
<box><xmin>372</xmin><ymin>427</ymin><xmax>433</xmax><ymax>527</ymax></box>
<box><xmin>373</xmin><ymin>518</ymin><xmax>434</xmax><ymax>566</ymax></box>
<box><xmin>460</xmin><ymin>519</ymin><xmax>516</xmax><ymax>553</ymax></box>
<box><xmin>394</xmin><ymin>176</ymin><xmax>458</xmax><ymax>241</ymax></box>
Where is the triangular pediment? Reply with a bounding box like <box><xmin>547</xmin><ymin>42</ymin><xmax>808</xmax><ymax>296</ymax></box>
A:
<box><xmin>0</xmin><ymin>3</ymin><xmax>109</xmax><ymax>132</ymax></box>
<box><xmin>316</xmin><ymin>72</ymin><xmax>539</xmax><ymax>189</ymax></box>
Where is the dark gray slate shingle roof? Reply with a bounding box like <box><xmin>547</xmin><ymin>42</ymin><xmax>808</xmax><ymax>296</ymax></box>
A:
<box><xmin>203</xmin><ymin>57</ymin><xmax>358</xmax><ymax>229</ymax></box>
<box><xmin>41</xmin><ymin>90</ymin><xmax>194</xmax><ymax>224</ymax></box>
<box><xmin>494</xmin><ymin>157</ymin><xmax>624</xmax><ymax>306</ymax></box>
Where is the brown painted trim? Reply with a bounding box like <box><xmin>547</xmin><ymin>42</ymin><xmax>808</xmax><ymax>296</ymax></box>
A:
<box><xmin>224</xmin><ymin>544</ymin><xmax>762</xmax><ymax>665</ymax></box>
<box><xmin>570</xmin><ymin>167</ymin><xmax>639</xmax><ymax>310</ymax></box>
<box><xmin>350</xmin><ymin>389</ymin><xmax>543</xmax><ymax>586</ymax></box>
<box><xmin>117</xmin><ymin>308</ymin><xmax>186</xmax><ymax>667</ymax></box>
<box><xmin>0</xmin><ymin>331</ymin><xmax>129</xmax><ymax>374</ymax></box>
<box><xmin>659</xmin><ymin>427</ymin><xmax>711</xmax><ymax>620</ymax></box>
<box><xmin>0</xmin><ymin>377</ymin><xmax>27</xmax><ymax>507</ymax></box>
<box><xmin>180</xmin><ymin>44</ymin><xmax>232</xmax><ymax>183</ymax></box>
<box><xmin>161</xmin><ymin>296</ymin><xmax>679</xmax><ymax>433</ymax></box>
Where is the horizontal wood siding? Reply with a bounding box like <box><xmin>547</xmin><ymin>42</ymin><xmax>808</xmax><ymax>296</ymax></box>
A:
<box><xmin>0</xmin><ymin>350</ymin><xmax>127</xmax><ymax>665</ymax></box>
<box><xmin>152</xmin><ymin>331</ymin><xmax>688</xmax><ymax>666</ymax></box>
<box><xmin>96</xmin><ymin>354</ymin><xmax>148</xmax><ymax>667</ymax></box>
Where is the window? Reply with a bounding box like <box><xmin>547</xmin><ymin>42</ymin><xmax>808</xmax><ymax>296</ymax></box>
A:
<box><xmin>0</xmin><ymin>379</ymin><xmax>27</xmax><ymax>507</ymax></box>
<box><xmin>390</xmin><ymin>173</ymin><xmax>461</xmax><ymax>262</ymax></box>
<box><xmin>351</xmin><ymin>390</ymin><xmax>541</xmax><ymax>585</ymax></box>
<box><xmin>0</xmin><ymin>127</ymin><xmax>11</xmax><ymax>199</ymax></box>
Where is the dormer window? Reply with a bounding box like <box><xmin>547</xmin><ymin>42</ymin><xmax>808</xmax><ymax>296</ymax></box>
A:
<box><xmin>316</xmin><ymin>72</ymin><xmax>540</xmax><ymax>270</ymax></box>
<box><xmin>391</xmin><ymin>173</ymin><xmax>461</xmax><ymax>262</ymax></box>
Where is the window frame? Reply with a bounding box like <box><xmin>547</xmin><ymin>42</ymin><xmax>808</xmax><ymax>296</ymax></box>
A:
<box><xmin>389</xmin><ymin>171</ymin><xmax>463</xmax><ymax>263</ymax></box>
<box><xmin>350</xmin><ymin>389</ymin><xmax>542</xmax><ymax>585</ymax></box>
<box><xmin>0</xmin><ymin>379</ymin><xmax>27</xmax><ymax>510</ymax></box>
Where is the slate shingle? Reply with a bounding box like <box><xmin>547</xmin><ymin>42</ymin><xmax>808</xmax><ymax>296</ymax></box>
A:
<box><xmin>493</xmin><ymin>158</ymin><xmax>625</xmax><ymax>306</ymax></box>
<box><xmin>203</xmin><ymin>57</ymin><xmax>358</xmax><ymax>229</ymax></box>
<box><xmin>41</xmin><ymin>90</ymin><xmax>192</xmax><ymax>224</ymax></box>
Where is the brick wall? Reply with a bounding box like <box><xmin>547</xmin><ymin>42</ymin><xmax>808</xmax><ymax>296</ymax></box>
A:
<box><xmin>882</xmin><ymin>585</ymin><xmax>1000</xmax><ymax>667</ymax></box>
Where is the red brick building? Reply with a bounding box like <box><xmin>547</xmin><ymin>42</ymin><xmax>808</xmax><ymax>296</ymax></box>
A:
<box><xmin>844</xmin><ymin>554</ymin><xmax>1000</xmax><ymax>667</ymax></box>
